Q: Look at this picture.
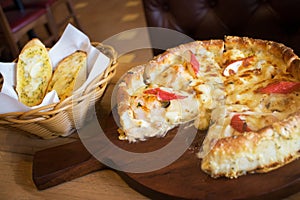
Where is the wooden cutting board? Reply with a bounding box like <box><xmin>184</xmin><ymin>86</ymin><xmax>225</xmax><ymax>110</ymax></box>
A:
<box><xmin>32</xmin><ymin>113</ymin><xmax>300</xmax><ymax>200</ymax></box>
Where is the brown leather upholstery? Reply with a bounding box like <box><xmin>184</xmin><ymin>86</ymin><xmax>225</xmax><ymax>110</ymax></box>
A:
<box><xmin>142</xmin><ymin>0</ymin><xmax>300</xmax><ymax>55</ymax></box>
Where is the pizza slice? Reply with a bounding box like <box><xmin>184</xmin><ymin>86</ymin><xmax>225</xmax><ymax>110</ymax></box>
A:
<box><xmin>199</xmin><ymin>36</ymin><xmax>300</xmax><ymax>178</ymax></box>
<box><xmin>117</xmin><ymin>65</ymin><xmax>200</xmax><ymax>142</ymax></box>
<box><xmin>117</xmin><ymin>40</ymin><xmax>225</xmax><ymax>142</ymax></box>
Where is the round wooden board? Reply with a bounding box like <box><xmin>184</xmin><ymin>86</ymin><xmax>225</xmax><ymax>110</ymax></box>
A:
<box><xmin>102</xmin><ymin>113</ymin><xmax>300</xmax><ymax>200</ymax></box>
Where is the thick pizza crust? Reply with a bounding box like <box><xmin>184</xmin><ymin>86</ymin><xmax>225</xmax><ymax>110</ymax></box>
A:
<box><xmin>201</xmin><ymin>110</ymin><xmax>300</xmax><ymax>178</ymax></box>
<box><xmin>224</xmin><ymin>36</ymin><xmax>298</xmax><ymax>68</ymax></box>
<box><xmin>117</xmin><ymin>65</ymin><xmax>149</xmax><ymax>120</ymax></box>
<box><xmin>117</xmin><ymin>65</ymin><xmax>155</xmax><ymax>141</ymax></box>
<box><xmin>289</xmin><ymin>58</ymin><xmax>300</xmax><ymax>80</ymax></box>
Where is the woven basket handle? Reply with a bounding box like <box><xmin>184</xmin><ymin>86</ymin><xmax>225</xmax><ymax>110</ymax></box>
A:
<box><xmin>32</xmin><ymin>140</ymin><xmax>107</xmax><ymax>190</ymax></box>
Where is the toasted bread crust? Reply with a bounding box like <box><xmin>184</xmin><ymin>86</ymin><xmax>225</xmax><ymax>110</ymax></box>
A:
<box><xmin>47</xmin><ymin>50</ymin><xmax>87</xmax><ymax>101</ymax></box>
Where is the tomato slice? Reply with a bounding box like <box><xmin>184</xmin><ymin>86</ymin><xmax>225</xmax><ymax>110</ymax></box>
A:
<box><xmin>183</xmin><ymin>50</ymin><xmax>200</xmax><ymax>76</ymax></box>
<box><xmin>144</xmin><ymin>88</ymin><xmax>187</xmax><ymax>101</ymax></box>
<box><xmin>190</xmin><ymin>51</ymin><xmax>200</xmax><ymax>74</ymax></box>
<box><xmin>256</xmin><ymin>81</ymin><xmax>300</xmax><ymax>94</ymax></box>
<box><xmin>230</xmin><ymin>114</ymin><xmax>252</xmax><ymax>133</ymax></box>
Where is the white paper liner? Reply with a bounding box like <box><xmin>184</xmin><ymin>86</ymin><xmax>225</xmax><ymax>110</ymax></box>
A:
<box><xmin>0</xmin><ymin>24</ymin><xmax>110</xmax><ymax>114</ymax></box>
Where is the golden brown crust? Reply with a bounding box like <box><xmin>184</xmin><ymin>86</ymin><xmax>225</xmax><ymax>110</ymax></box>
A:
<box><xmin>225</xmin><ymin>36</ymin><xmax>298</xmax><ymax>67</ymax></box>
<box><xmin>168</xmin><ymin>39</ymin><xmax>224</xmax><ymax>54</ymax></box>
<box><xmin>289</xmin><ymin>58</ymin><xmax>300</xmax><ymax>80</ymax></box>
<box><xmin>201</xmin><ymin>110</ymin><xmax>300</xmax><ymax>178</ymax></box>
<box><xmin>117</xmin><ymin>64</ymin><xmax>145</xmax><ymax>109</ymax></box>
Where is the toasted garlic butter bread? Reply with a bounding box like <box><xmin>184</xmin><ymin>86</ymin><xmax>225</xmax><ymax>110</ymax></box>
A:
<box><xmin>16</xmin><ymin>38</ymin><xmax>52</xmax><ymax>107</ymax></box>
<box><xmin>47</xmin><ymin>50</ymin><xmax>87</xmax><ymax>101</ymax></box>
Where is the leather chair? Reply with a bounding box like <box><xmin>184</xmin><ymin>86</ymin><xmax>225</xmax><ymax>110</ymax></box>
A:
<box><xmin>142</xmin><ymin>0</ymin><xmax>300</xmax><ymax>56</ymax></box>
<box><xmin>0</xmin><ymin>2</ymin><xmax>57</xmax><ymax>60</ymax></box>
<box><xmin>21</xmin><ymin>0</ymin><xmax>82</xmax><ymax>34</ymax></box>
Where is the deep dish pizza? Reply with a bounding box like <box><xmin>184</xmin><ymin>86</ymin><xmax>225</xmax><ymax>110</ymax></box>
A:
<box><xmin>116</xmin><ymin>36</ymin><xmax>300</xmax><ymax>178</ymax></box>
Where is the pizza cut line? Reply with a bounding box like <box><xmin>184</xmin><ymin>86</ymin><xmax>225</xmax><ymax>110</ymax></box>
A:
<box><xmin>116</xmin><ymin>36</ymin><xmax>300</xmax><ymax>178</ymax></box>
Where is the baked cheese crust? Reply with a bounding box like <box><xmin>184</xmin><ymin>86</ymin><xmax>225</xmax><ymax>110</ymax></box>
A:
<box><xmin>116</xmin><ymin>36</ymin><xmax>300</xmax><ymax>178</ymax></box>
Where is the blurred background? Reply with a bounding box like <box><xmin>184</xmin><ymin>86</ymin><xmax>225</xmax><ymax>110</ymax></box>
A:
<box><xmin>0</xmin><ymin>0</ymin><xmax>153</xmax><ymax>63</ymax></box>
<box><xmin>1</xmin><ymin>0</ymin><xmax>300</xmax><ymax>62</ymax></box>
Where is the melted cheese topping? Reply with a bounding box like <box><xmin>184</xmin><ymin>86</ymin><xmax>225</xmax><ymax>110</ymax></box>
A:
<box><xmin>222</xmin><ymin>50</ymin><xmax>300</xmax><ymax>128</ymax></box>
<box><xmin>117</xmin><ymin>38</ymin><xmax>300</xmax><ymax>178</ymax></box>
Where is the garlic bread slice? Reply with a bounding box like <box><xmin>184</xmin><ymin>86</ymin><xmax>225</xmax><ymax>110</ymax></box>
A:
<box><xmin>47</xmin><ymin>50</ymin><xmax>87</xmax><ymax>101</ymax></box>
<box><xmin>16</xmin><ymin>38</ymin><xmax>52</xmax><ymax>107</ymax></box>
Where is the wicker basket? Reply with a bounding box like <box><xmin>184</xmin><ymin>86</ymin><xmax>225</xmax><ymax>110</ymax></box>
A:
<box><xmin>0</xmin><ymin>42</ymin><xmax>117</xmax><ymax>139</ymax></box>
